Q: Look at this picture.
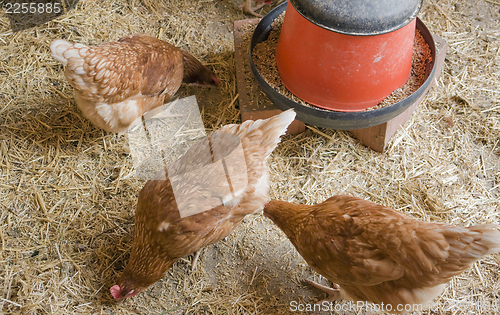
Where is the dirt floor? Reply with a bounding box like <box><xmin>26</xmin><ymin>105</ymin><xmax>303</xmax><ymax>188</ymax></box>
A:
<box><xmin>0</xmin><ymin>0</ymin><xmax>500</xmax><ymax>314</ymax></box>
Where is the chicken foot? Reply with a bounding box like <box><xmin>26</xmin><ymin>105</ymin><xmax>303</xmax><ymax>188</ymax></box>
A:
<box><xmin>305</xmin><ymin>279</ymin><xmax>341</xmax><ymax>303</ymax></box>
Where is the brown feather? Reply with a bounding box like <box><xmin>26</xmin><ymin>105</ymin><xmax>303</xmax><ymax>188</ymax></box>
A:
<box><xmin>112</xmin><ymin>110</ymin><xmax>296</xmax><ymax>299</ymax></box>
<box><xmin>51</xmin><ymin>33</ymin><xmax>217</xmax><ymax>133</ymax></box>
<box><xmin>264</xmin><ymin>195</ymin><xmax>500</xmax><ymax>312</ymax></box>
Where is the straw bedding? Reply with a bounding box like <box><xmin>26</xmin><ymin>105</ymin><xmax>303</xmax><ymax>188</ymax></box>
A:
<box><xmin>0</xmin><ymin>0</ymin><xmax>499</xmax><ymax>314</ymax></box>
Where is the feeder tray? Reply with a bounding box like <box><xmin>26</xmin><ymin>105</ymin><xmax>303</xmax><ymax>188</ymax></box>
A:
<box><xmin>234</xmin><ymin>7</ymin><xmax>447</xmax><ymax>152</ymax></box>
<box><xmin>234</xmin><ymin>2</ymin><xmax>447</xmax><ymax>152</ymax></box>
<box><xmin>250</xmin><ymin>2</ymin><xmax>437</xmax><ymax>130</ymax></box>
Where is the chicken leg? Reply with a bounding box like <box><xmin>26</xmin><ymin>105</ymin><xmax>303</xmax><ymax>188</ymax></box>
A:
<box><xmin>241</xmin><ymin>0</ymin><xmax>269</xmax><ymax>17</ymax></box>
<box><xmin>306</xmin><ymin>279</ymin><xmax>341</xmax><ymax>304</ymax></box>
<box><xmin>191</xmin><ymin>250</ymin><xmax>201</xmax><ymax>271</ymax></box>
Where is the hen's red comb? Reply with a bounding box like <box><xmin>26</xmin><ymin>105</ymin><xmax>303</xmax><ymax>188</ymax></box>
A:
<box><xmin>110</xmin><ymin>285</ymin><xmax>122</xmax><ymax>299</ymax></box>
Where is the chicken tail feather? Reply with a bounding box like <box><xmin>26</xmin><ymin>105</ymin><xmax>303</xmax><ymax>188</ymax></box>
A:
<box><xmin>50</xmin><ymin>39</ymin><xmax>74</xmax><ymax>66</ymax></box>
<box><xmin>269</xmin><ymin>109</ymin><xmax>296</xmax><ymax>137</ymax></box>
<box><xmin>241</xmin><ymin>109</ymin><xmax>296</xmax><ymax>158</ymax></box>
<box><xmin>469</xmin><ymin>224</ymin><xmax>500</xmax><ymax>255</ymax></box>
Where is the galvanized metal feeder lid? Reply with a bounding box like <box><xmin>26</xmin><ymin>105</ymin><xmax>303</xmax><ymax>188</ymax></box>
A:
<box><xmin>289</xmin><ymin>0</ymin><xmax>423</xmax><ymax>35</ymax></box>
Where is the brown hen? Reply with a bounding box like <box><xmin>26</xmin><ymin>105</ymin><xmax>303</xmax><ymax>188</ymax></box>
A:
<box><xmin>110</xmin><ymin>109</ymin><xmax>296</xmax><ymax>299</ymax></box>
<box><xmin>50</xmin><ymin>33</ymin><xmax>218</xmax><ymax>133</ymax></box>
<box><xmin>264</xmin><ymin>195</ymin><xmax>500</xmax><ymax>313</ymax></box>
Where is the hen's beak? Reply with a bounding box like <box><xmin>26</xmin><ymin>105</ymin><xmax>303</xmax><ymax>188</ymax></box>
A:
<box><xmin>212</xmin><ymin>76</ymin><xmax>220</xmax><ymax>86</ymax></box>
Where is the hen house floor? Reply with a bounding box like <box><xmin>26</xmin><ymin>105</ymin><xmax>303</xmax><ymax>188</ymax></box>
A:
<box><xmin>0</xmin><ymin>0</ymin><xmax>499</xmax><ymax>314</ymax></box>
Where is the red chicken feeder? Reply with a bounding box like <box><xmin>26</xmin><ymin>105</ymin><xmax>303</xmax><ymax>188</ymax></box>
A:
<box><xmin>275</xmin><ymin>0</ymin><xmax>423</xmax><ymax>112</ymax></box>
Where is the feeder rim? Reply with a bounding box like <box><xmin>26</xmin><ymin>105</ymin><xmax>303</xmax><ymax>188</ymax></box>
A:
<box><xmin>289</xmin><ymin>0</ymin><xmax>424</xmax><ymax>36</ymax></box>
